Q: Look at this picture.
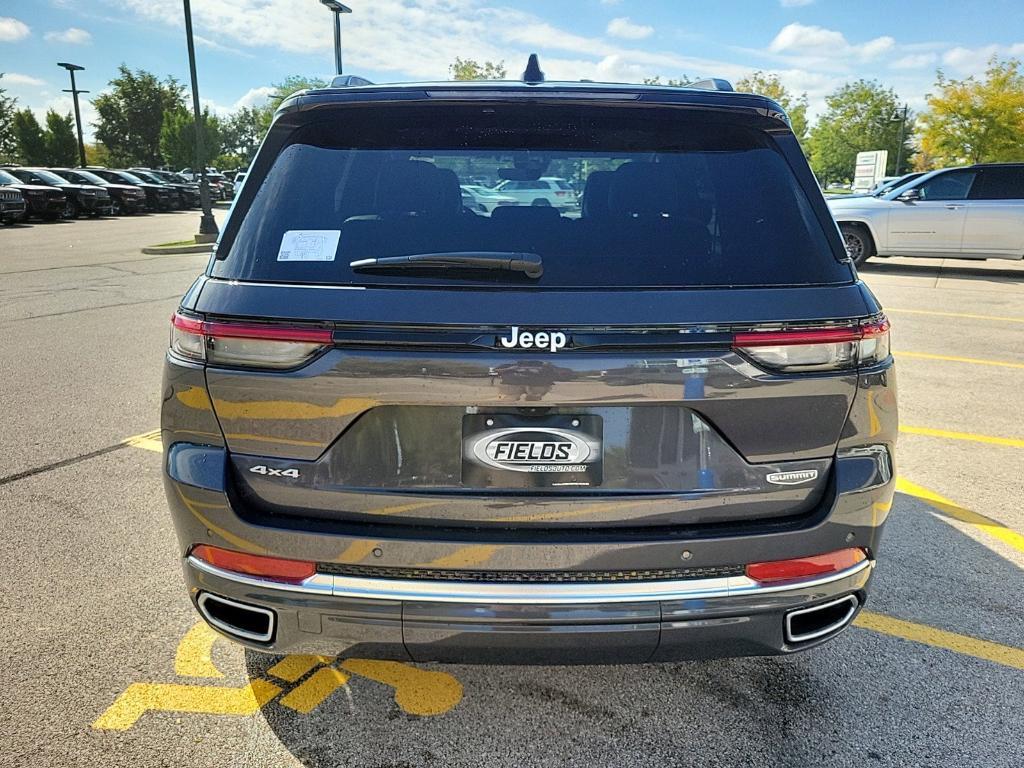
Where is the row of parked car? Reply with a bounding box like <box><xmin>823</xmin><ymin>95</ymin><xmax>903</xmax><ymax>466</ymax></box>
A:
<box><xmin>0</xmin><ymin>165</ymin><xmax>236</xmax><ymax>225</ymax></box>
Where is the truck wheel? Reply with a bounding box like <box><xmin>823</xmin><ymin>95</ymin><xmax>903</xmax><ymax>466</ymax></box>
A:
<box><xmin>840</xmin><ymin>223</ymin><xmax>875</xmax><ymax>267</ymax></box>
<box><xmin>531</xmin><ymin>197</ymin><xmax>552</xmax><ymax>207</ymax></box>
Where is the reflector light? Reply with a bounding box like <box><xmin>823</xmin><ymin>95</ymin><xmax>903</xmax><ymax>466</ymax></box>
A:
<box><xmin>170</xmin><ymin>312</ymin><xmax>332</xmax><ymax>369</ymax></box>
<box><xmin>745</xmin><ymin>547</ymin><xmax>867</xmax><ymax>584</ymax></box>
<box><xmin>191</xmin><ymin>544</ymin><xmax>316</xmax><ymax>584</ymax></box>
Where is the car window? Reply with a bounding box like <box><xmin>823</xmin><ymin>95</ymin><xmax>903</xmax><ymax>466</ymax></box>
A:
<box><xmin>213</xmin><ymin>104</ymin><xmax>850</xmax><ymax>288</ymax></box>
<box><xmin>917</xmin><ymin>170</ymin><xmax>977</xmax><ymax>201</ymax></box>
<box><xmin>968</xmin><ymin>167</ymin><xmax>1024</xmax><ymax>200</ymax></box>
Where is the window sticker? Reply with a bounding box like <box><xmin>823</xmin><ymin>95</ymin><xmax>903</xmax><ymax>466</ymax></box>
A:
<box><xmin>277</xmin><ymin>230</ymin><xmax>341</xmax><ymax>262</ymax></box>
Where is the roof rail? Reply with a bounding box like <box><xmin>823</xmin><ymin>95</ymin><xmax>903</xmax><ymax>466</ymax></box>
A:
<box><xmin>330</xmin><ymin>74</ymin><xmax>374</xmax><ymax>88</ymax></box>
<box><xmin>684</xmin><ymin>78</ymin><xmax>734</xmax><ymax>92</ymax></box>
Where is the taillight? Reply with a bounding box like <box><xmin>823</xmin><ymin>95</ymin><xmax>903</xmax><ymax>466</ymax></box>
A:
<box><xmin>745</xmin><ymin>547</ymin><xmax>868</xmax><ymax>584</ymax></box>
<box><xmin>733</xmin><ymin>317</ymin><xmax>890</xmax><ymax>372</ymax></box>
<box><xmin>170</xmin><ymin>312</ymin><xmax>332</xmax><ymax>369</ymax></box>
<box><xmin>191</xmin><ymin>544</ymin><xmax>316</xmax><ymax>584</ymax></box>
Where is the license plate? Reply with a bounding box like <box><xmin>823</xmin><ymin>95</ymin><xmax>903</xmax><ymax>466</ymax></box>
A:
<box><xmin>462</xmin><ymin>413</ymin><xmax>603</xmax><ymax>488</ymax></box>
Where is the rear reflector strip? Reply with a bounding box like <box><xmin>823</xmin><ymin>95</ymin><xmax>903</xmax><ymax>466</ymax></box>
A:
<box><xmin>745</xmin><ymin>547</ymin><xmax>868</xmax><ymax>584</ymax></box>
<box><xmin>190</xmin><ymin>544</ymin><xmax>316</xmax><ymax>584</ymax></box>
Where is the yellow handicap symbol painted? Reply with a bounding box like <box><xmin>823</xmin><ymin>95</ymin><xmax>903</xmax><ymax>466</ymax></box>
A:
<box><xmin>93</xmin><ymin>622</ymin><xmax>463</xmax><ymax>730</ymax></box>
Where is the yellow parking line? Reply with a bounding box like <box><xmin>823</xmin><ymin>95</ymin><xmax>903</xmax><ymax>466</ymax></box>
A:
<box><xmin>267</xmin><ymin>654</ymin><xmax>333</xmax><ymax>683</ymax></box>
<box><xmin>886</xmin><ymin>307</ymin><xmax>1024</xmax><ymax>324</ymax></box>
<box><xmin>174</xmin><ymin>622</ymin><xmax>223</xmax><ymax>679</ymax></box>
<box><xmin>92</xmin><ymin>679</ymin><xmax>281</xmax><ymax>731</ymax></box>
<box><xmin>896</xmin><ymin>477</ymin><xmax>1024</xmax><ymax>554</ymax></box>
<box><xmin>855</xmin><ymin>611</ymin><xmax>1024</xmax><ymax>671</ymax></box>
<box><xmin>894</xmin><ymin>350</ymin><xmax>1024</xmax><ymax>369</ymax></box>
<box><xmin>123</xmin><ymin>429</ymin><xmax>163</xmax><ymax>453</ymax></box>
<box><xmin>279</xmin><ymin>667</ymin><xmax>351</xmax><ymax>714</ymax></box>
<box><xmin>899</xmin><ymin>425</ymin><xmax>1024</xmax><ymax>448</ymax></box>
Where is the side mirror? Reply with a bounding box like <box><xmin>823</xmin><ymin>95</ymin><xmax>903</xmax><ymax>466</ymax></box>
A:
<box><xmin>896</xmin><ymin>188</ymin><xmax>921</xmax><ymax>202</ymax></box>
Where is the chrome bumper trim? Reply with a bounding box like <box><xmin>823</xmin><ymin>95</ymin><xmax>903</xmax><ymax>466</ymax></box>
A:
<box><xmin>187</xmin><ymin>556</ymin><xmax>872</xmax><ymax>605</ymax></box>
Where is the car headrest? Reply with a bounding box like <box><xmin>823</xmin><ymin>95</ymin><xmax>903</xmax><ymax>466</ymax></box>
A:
<box><xmin>490</xmin><ymin>204</ymin><xmax>562</xmax><ymax>225</ymax></box>
<box><xmin>375</xmin><ymin>160</ymin><xmax>460</xmax><ymax>216</ymax></box>
<box><xmin>607</xmin><ymin>162</ymin><xmax>682</xmax><ymax>219</ymax></box>
<box><xmin>582</xmin><ymin>170</ymin><xmax>613</xmax><ymax>219</ymax></box>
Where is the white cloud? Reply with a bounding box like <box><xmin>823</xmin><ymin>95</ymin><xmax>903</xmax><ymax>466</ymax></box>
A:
<box><xmin>780</xmin><ymin>0</ymin><xmax>815</xmax><ymax>6</ymax></box>
<box><xmin>0</xmin><ymin>16</ymin><xmax>30</xmax><ymax>42</ymax></box>
<box><xmin>2</xmin><ymin>72</ymin><xmax>46</xmax><ymax>87</ymax></box>
<box><xmin>890</xmin><ymin>53</ymin><xmax>938</xmax><ymax>70</ymax></box>
<box><xmin>606</xmin><ymin>17</ymin><xmax>654</xmax><ymax>41</ymax></box>
<box><xmin>769</xmin><ymin>23</ymin><xmax>894</xmax><ymax>61</ymax></box>
<box><xmin>942</xmin><ymin>42</ymin><xmax>1024</xmax><ymax>73</ymax></box>
<box><xmin>44</xmin><ymin>27</ymin><xmax>92</xmax><ymax>44</ymax></box>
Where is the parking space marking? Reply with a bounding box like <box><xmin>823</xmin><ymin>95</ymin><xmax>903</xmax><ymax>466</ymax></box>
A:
<box><xmin>855</xmin><ymin>611</ymin><xmax>1024</xmax><ymax>671</ymax></box>
<box><xmin>897</xmin><ymin>477</ymin><xmax>1024</xmax><ymax>554</ymax></box>
<box><xmin>279</xmin><ymin>667</ymin><xmax>351</xmax><ymax>714</ymax></box>
<box><xmin>174</xmin><ymin>622</ymin><xmax>223</xmax><ymax>678</ymax></box>
<box><xmin>894</xmin><ymin>350</ymin><xmax>1024</xmax><ymax>369</ymax></box>
<box><xmin>886</xmin><ymin>307</ymin><xmax>1024</xmax><ymax>324</ymax></box>
<box><xmin>340</xmin><ymin>659</ymin><xmax>464</xmax><ymax>717</ymax></box>
<box><xmin>267</xmin><ymin>654</ymin><xmax>334</xmax><ymax>683</ymax></box>
<box><xmin>93</xmin><ymin>679</ymin><xmax>282</xmax><ymax>731</ymax></box>
<box><xmin>122</xmin><ymin>429</ymin><xmax>162</xmax><ymax>453</ymax></box>
<box><xmin>899</xmin><ymin>425</ymin><xmax>1024</xmax><ymax>449</ymax></box>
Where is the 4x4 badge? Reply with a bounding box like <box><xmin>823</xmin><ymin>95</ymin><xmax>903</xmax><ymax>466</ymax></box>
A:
<box><xmin>498</xmin><ymin>326</ymin><xmax>567</xmax><ymax>352</ymax></box>
<box><xmin>766</xmin><ymin>469</ymin><xmax>818</xmax><ymax>485</ymax></box>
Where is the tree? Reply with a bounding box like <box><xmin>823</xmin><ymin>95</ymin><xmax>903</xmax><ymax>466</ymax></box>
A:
<box><xmin>268</xmin><ymin>75</ymin><xmax>329</xmax><ymax>110</ymax></box>
<box><xmin>449</xmin><ymin>58</ymin><xmax>507</xmax><ymax>81</ymax></box>
<box><xmin>918</xmin><ymin>58</ymin><xmax>1024</xmax><ymax>166</ymax></box>
<box><xmin>160</xmin><ymin>106</ymin><xmax>223</xmax><ymax>170</ymax></box>
<box><xmin>220</xmin><ymin>106</ymin><xmax>269</xmax><ymax>166</ymax></box>
<box><xmin>642</xmin><ymin>76</ymin><xmax>688</xmax><ymax>86</ymax></box>
<box><xmin>44</xmin><ymin>110</ymin><xmax>79</xmax><ymax>166</ymax></box>
<box><xmin>735</xmin><ymin>71</ymin><xmax>809</xmax><ymax>141</ymax></box>
<box><xmin>806</xmin><ymin>80</ymin><xmax>915</xmax><ymax>184</ymax></box>
<box><xmin>12</xmin><ymin>109</ymin><xmax>47</xmax><ymax>165</ymax></box>
<box><xmin>93</xmin><ymin>65</ymin><xmax>185</xmax><ymax>166</ymax></box>
<box><xmin>0</xmin><ymin>73</ymin><xmax>18</xmax><ymax>162</ymax></box>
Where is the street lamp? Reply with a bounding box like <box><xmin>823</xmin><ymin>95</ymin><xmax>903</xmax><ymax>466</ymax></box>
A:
<box><xmin>318</xmin><ymin>0</ymin><xmax>352</xmax><ymax>75</ymax></box>
<box><xmin>890</xmin><ymin>104</ymin><xmax>909</xmax><ymax>175</ymax></box>
<box><xmin>182</xmin><ymin>0</ymin><xmax>218</xmax><ymax>239</ymax></box>
<box><xmin>57</xmin><ymin>62</ymin><xmax>88</xmax><ymax>168</ymax></box>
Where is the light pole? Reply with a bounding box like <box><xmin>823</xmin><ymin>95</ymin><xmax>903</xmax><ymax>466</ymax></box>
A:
<box><xmin>182</xmin><ymin>0</ymin><xmax>218</xmax><ymax>239</ymax></box>
<box><xmin>57</xmin><ymin>62</ymin><xmax>88</xmax><ymax>168</ymax></box>
<box><xmin>890</xmin><ymin>104</ymin><xmax>909</xmax><ymax>175</ymax></box>
<box><xmin>318</xmin><ymin>1</ymin><xmax>352</xmax><ymax>75</ymax></box>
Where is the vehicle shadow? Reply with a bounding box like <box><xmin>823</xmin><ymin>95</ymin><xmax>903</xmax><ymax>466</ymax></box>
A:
<box><xmin>860</xmin><ymin>259</ymin><xmax>1024</xmax><ymax>281</ymax></box>
<box><xmin>247</xmin><ymin>490</ymin><xmax>1023</xmax><ymax>768</ymax></box>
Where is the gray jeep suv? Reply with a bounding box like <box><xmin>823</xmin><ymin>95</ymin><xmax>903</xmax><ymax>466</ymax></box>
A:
<box><xmin>162</xmin><ymin>64</ymin><xmax>897</xmax><ymax>664</ymax></box>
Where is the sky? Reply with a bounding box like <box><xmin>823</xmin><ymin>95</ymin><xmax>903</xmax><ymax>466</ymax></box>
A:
<box><xmin>2</xmin><ymin>0</ymin><xmax>1023</xmax><ymax>141</ymax></box>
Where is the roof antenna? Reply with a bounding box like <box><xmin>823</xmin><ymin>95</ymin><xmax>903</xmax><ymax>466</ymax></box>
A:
<box><xmin>522</xmin><ymin>53</ymin><xmax>544</xmax><ymax>84</ymax></box>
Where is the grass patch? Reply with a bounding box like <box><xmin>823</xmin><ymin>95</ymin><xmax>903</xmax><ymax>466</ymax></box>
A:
<box><xmin>151</xmin><ymin>239</ymin><xmax>199</xmax><ymax>247</ymax></box>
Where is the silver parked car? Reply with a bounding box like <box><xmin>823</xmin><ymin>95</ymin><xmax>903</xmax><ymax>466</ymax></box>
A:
<box><xmin>829</xmin><ymin>163</ymin><xmax>1024</xmax><ymax>265</ymax></box>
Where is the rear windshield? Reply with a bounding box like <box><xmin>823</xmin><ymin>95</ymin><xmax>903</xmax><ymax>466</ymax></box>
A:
<box><xmin>214</xmin><ymin>104</ymin><xmax>849</xmax><ymax>288</ymax></box>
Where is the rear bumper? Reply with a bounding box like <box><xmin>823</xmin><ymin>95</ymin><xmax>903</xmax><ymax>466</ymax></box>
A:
<box><xmin>185</xmin><ymin>553</ymin><xmax>871</xmax><ymax>663</ymax></box>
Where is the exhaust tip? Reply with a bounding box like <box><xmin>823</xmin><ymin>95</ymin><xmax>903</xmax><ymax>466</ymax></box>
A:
<box><xmin>197</xmin><ymin>592</ymin><xmax>275</xmax><ymax>643</ymax></box>
<box><xmin>784</xmin><ymin>594</ymin><xmax>859</xmax><ymax>644</ymax></box>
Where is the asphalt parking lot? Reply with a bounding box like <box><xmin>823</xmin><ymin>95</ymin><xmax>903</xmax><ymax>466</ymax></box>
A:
<box><xmin>1</xmin><ymin>212</ymin><xmax>1021</xmax><ymax>767</ymax></box>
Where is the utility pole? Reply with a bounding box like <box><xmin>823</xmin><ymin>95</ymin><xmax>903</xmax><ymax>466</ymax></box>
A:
<box><xmin>182</xmin><ymin>0</ymin><xmax>218</xmax><ymax>239</ymax></box>
<box><xmin>318</xmin><ymin>1</ymin><xmax>353</xmax><ymax>75</ymax></box>
<box><xmin>891</xmin><ymin>104</ymin><xmax>909</xmax><ymax>175</ymax></box>
<box><xmin>57</xmin><ymin>62</ymin><xmax>88</xmax><ymax>167</ymax></box>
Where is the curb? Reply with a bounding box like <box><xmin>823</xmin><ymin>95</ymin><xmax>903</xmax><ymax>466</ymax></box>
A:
<box><xmin>140</xmin><ymin>243</ymin><xmax>214</xmax><ymax>255</ymax></box>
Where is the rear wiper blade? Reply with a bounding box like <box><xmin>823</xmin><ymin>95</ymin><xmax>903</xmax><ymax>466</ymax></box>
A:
<box><xmin>349</xmin><ymin>251</ymin><xmax>543</xmax><ymax>278</ymax></box>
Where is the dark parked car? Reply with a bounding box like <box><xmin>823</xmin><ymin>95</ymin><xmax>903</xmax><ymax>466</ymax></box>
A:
<box><xmin>50</xmin><ymin>168</ymin><xmax>147</xmax><ymax>215</ymax></box>
<box><xmin>0</xmin><ymin>168</ymin><xmax>65</xmax><ymax>221</ymax></box>
<box><xmin>90</xmin><ymin>169</ymin><xmax>176</xmax><ymax>211</ymax></box>
<box><xmin>129</xmin><ymin>168</ymin><xmax>201</xmax><ymax>209</ymax></box>
<box><xmin>0</xmin><ymin>184</ymin><xmax>27</xmax><ymax>225</ymax></box>
<box><xmin>163</xmin><ymin>65</ymin><xmax>897</xmax><ymax>664</ymax></box>
<box><xmin>8</xmin><ymin>167</ymin><xmax>111</xmax><ymax>218</ymax></box>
